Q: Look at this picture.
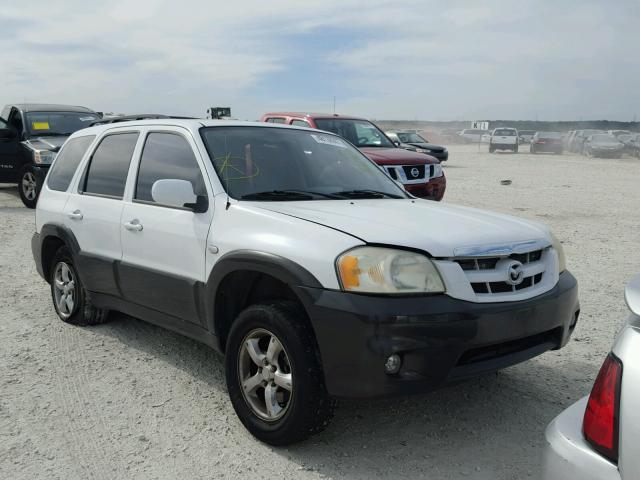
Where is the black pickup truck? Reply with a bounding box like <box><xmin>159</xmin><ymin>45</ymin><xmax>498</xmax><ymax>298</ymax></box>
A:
<box><xmin>0</xmin><ymin>104</ymin><xmax>99</xmax><ymax>207</ymax></box>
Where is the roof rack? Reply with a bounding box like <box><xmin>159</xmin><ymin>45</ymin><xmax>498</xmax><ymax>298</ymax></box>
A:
<box><xmin>90</xmin><ymin>114</ymin><xmax>197</xmax><ymax>126</ymax></box>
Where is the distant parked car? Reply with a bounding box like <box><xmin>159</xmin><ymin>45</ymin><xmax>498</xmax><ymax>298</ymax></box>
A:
<box><xmin>489</xmin><ymin>128</ymin><xmax>519</xmax><ymax>153</ymax></box>
<box><xmin>518</xmin><ymin>130</ymin><xmax>536</xmax><ymax>144</ymax></box>
<box><xmin>584</xmin><ymin>134</ymin><xmax>625</xmax><ymax>158</ymax></box>
<box><xmin>260</xmin><ymin>112</ymin><xmax>446</xmax><ymax>200</ymax></box>
<box><xmin>530</xmin><ymin>132</ymin><xmax>563</xmax><ymax>154</ymax></box>
<box><xmin>0</xmin><ymin>103</ymin><xmax>99</xmax><ymax>207</ymax></box>
<box><xmin>385</xmin><ymin>131</ymin><xmax>448</xmax><ymax>161</ymax></box>
<box><xmin>572</xmin><ymin>130</ymin><xmax>605</xmax><ymax>154</ymax></box>
<box><xmin>627</xmin><ymin>134</ymin><xmax>640</xmax><ymax>158</ymax></box>
<box><xmin>459</xmin><ymin>129</ymin><xmax>491</xmax><ymax>143</ymax></box>
<box><xmin>543</xmin><ymin>274</ymin><xmax>640</xmax><ymax>480</ymax></box>
<box><xmin>608</xmin><ymin>130</ymin><xmax>632</xmax><ymax>138</ymax></box>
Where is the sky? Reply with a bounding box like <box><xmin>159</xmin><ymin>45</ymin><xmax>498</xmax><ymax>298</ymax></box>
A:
<box><xmin>1</xmin><ymin>0</ymin><xmax>639</xmax><ymax>121</ymax></box>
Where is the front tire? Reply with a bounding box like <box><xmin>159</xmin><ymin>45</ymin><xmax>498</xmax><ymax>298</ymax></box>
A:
<box><xmin>489</xmin><ymin>144</ymin><xmax>495</xmax><ymax>153</ymax></box>
<box><xmin>225</xmin><ymin>301</ymin><xmax>334</xmax><ymax>445</ymax></box>
<box><xmin>19</xmin><ymin>166</ymin><xmax>42</xmax><ymax>209</ymax></box>
<box><xmin>50</xmin><ymin>246</ymin><xmax>109</xmax><ymax>325</ymax></box>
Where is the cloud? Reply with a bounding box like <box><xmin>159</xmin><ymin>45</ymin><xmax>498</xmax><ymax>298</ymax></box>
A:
<box><xmin>1</xmin><ymin>0</ymin><xmax>638</xmax><ymax>120</ymax></box>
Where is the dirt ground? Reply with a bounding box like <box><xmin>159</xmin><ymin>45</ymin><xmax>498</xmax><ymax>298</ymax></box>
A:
<box><xmin>1</xmin><ymin>144</ymin><xmax>639</xmax><ymax>480</ymax></box>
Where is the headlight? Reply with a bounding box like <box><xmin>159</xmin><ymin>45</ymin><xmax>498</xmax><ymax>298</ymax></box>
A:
<box><xmin>33</xmin><ymin>150</ymin><xmax>56</xmax><ymax>164</ymax></box>
<box><xmin>433</xmin><ymin>164</ymin><xmax>444</xmax><ymax>177</ymax></box>
<box><xmin>550</xmin><ymin>232</ymin><xmax>567</xmax><ymax>273</ymax></box>
<box><xmin>336</xmin><ymin>246</ymin><xmax>445</xmax><ymax>294</ymax></box>
<box><xmin>415</xmin><ymin>148</ymin><xmax>427</xmax><ymax>153</ymax></box>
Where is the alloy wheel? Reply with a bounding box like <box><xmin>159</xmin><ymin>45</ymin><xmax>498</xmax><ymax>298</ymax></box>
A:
<box><xmin>22</xmin><ymin>172</ymin><xmax>37</xmax><ymax>201</ymax></box>
<box><xmin>237</xmin><ymin>328</ymin><xmax>293</xmax><ymax>421</ymax></box>
<box><xmin>53</xmin><ymin>262</ymin><xmax>77</xmax><ymax>319</ymax></box>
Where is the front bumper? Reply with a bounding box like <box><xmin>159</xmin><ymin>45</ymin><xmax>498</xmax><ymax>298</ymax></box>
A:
<box><xmin>296</xmin><ymin>271</ymin><xmax>579</xmax><ymax>398</ymax></box>
<box><xmin>404</xmin><ymin>174</ymin><xmax>446</xmax><ymax>201</ymax></box>
<box><xmin>543</xmin><ymin>397</ymin><xmax>620</xmax><ymax>480</ymax></box>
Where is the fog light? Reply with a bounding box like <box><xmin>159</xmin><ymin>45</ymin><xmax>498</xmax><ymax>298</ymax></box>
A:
<box><xmin>384</xmin><ymin>354</ymin><xmax>402</xmax><ymax>375</ymax></box>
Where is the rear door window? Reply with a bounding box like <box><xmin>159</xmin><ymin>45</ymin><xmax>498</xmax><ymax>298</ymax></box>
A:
<box><xmin>47</xmin><ymin>135</ymin><xmax>95</xmax><ymax>191</ymax></box>
<box><xmin>81</xmin><ymin>132</ymin><xmax>139</xmax><ymax>198</ymax></box>
<box><xmin>266</xmin><ymin>118</ymin><xmax>285</xmax><ymax>124</ymax></box>
<box><xmin>134</xmin><ymin>132</ymin><xmax>207</xmax><ymax>204</ymax></box>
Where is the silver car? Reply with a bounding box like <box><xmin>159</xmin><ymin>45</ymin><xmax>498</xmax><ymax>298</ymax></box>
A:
<box><xmin>543</xmin><ymin>274</ymin><xmax>640</xmax><ymax>479</ymax></box>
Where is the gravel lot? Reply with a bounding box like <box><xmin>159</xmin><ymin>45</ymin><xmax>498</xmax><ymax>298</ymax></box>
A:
<box><xmin>2</xmin><ymin>144</ymin><xmax>639</xmax><ymax>480</ymax></box>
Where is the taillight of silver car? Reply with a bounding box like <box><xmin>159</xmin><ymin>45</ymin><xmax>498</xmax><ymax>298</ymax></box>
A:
<box><xmin>582</xmin><ymin>353</ymin><xmax>623</xmax><ymax>463</ymax></box>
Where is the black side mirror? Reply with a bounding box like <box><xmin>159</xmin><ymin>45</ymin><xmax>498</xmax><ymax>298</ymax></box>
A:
<box><xmin>0</xmin><ymin>128</ymin><xmax>16</xmax><ymax>139</ymax></box>
<box><xmin>184</xmin><ymin>195</ymin><xmax>209</xmax><ymax>213</ymax></box>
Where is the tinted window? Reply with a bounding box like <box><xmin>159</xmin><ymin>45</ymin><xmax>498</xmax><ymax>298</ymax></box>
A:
<box><xmin>314</xmin><ymin>118</ymin><xmax>394</xmax><ymax>148</ymax></box>
<box><xmin>82</xmin><ymin>133</ymin><xmax>138</xmax><ymax>198</ymax></box>
<box><xmin>9</xmin><ymin>109</ymin><xmax>23</xmax><ymax>132</ymax></box>
<box><xmin>47</xmin><ymin>135</ymin><xmax>95</xmax><ymax>191</ymax></box>
<box><xmin>267</xmin><ymin>118</ymin><xmax>285</xmax><ymax>124</ymax></box>
<box><xmin>291</xmin><ymin>119</ymin><xmax>310</xmax><ymax>128</ymax></box>
<box><xmin>135</xmin><ymin>133</ymin><xmax>207</xmax><ymax>203</ymax></box>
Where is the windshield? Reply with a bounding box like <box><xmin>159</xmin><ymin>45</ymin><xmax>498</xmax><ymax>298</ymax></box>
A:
<box><xmin>538</xmin><ymin>132</ymin><xmax>562</xmax><ymax>139</ymax></box>
<box><xmin>396</xmin><ymin>132</ymin><xmax>426</xmax><ymax>143</ymax></box>
<box><xmin>313</xmin><ymin>118</ymin><xmax>394</xmax><ymax>148</ymax></box>
<box><xmin>519</xmin><ymin>131</ymin><xmax>535</xmax><ymax>135</ymax></box>
<box><xmin>200</xmin><ymin>126</ymin><xmax>407</xmax><ymax>201</ymax></box>
<box><xmin>493</xmin><ymin>129</ymin><xmax>517</xmax><ymax>136</ymax></box>
<box><xmin>26</xmin><ymin>111</ymin><xmax>98</xmax><ymax>136</ymax></box>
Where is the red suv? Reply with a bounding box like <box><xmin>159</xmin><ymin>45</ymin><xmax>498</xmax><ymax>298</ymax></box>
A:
<box><xmin>260</xmin><ymin>112</ymin><xmax>446</xmax><ymax>200</ymax></box>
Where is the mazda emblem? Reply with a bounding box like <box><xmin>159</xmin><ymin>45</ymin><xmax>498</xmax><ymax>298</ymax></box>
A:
<box><xmin>505</xmin><ymin>260</ymin><xmax>525</xmax><ymax>286</ymax></box>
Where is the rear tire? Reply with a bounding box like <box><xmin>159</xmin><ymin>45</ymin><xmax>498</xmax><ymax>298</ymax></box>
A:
<box><xmin>50</xmin><ymin>246</ymin><xmax>110</xmax><ymax>326</ymax></box>
<box><xmin>18</xmin><ymin>166</ymin><xmax>42</xmax><ymax>209</ymax></box>
<box><xmin>489</xmin><ymin>145</ymin><xmax>495</xmax><ymax>153</ymax></box>
<box><xmin>513</xmin><ymin>145</ymin><xmax>519</xmax><ymax>153</ymax></box>
<box><xmin>225</xmin><ymin>301</ymin><xmax>335</xmax><ymax>445</ymax></box>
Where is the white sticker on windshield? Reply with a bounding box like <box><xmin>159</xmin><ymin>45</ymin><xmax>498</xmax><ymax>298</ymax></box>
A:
<box><xmin>310</xmin><ymin>134</ymin><xmax>347</xmax><ymax>148</ymax></box>
<box><xmin>79</xmin><ymin>116</ymin><xmax>95</xmax><ymax>121</ymax></box>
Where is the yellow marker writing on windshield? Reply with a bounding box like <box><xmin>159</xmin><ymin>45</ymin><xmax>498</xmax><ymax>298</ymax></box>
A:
<box><xmin>32</xmin><ymin>122</ymin><xmax>50</xmax><ymax>130</ymax></box>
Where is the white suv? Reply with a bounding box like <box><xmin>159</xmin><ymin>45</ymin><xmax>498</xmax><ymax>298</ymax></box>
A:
<box><xmin>32</xmin><ymin>119</ymin><xmax>579</xmax><ymax>445</ymax></box>
<box><xmin>490</xmin><ymin>127</ymin><xmax>519</xmax><ymax>153</ymax></box>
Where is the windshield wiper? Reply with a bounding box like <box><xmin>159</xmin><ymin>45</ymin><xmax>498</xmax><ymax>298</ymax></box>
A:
<box><xmin>332</xmin><ymin>189</ymin><xmax>405</xmax><ymax>199</ymax></box>
<box><xmin>240</xmin><ymin>190</ymin><xmax>340</xmax><ymax>201</ymax></box>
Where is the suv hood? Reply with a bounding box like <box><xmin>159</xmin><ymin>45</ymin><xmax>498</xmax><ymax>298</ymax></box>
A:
<box><xmin>253</xmin><ymin>200</ymin><xmax>550</xmax><ymax>257</ymax></box>
<box><xmin>23</xmin><ymin>135</ymin><xmax>68</xmax><ymax>152</ymax></box>
<box><xmin>360</xmin><ymin>147</ymin><xmax>439</xmax><ymax>165</ymax></box>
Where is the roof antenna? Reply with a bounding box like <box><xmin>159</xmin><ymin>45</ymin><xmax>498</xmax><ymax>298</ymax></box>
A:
<box><xmin>333</xmin><ymin>96</ymin><xmax>336</xmax><ymax>114</ymax></box>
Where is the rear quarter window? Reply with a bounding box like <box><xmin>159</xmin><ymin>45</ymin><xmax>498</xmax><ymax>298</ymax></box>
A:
<box><xmin>81</xmin><ymin>132</ymin><xmax>139</xmax><ymax>198</ymax></box>
<box><xmin>46</xmin><ymin>135</ymin><xmax>96</xmax><ymax>192</ymax></box>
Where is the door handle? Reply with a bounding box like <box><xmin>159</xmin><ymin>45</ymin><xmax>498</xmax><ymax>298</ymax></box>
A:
<box><xmin>124</xmin><ymin>219</ymin><xmax>143</xmax><ymax>232</ymax></box>
<box><xmin>67</xmin><ymin>210</ymin><xmax>83</xmax><ymax>220</ymax></box>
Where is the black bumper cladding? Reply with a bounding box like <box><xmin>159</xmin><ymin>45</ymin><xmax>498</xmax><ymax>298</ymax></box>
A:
<box><xmin>296</xmin><ymin>271</ymin><xmax>579</xmax><ymax>398</ymax></box>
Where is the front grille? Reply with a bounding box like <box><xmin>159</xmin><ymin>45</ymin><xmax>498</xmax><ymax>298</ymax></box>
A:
<box><xmin>402</xmin><ymin>165</ymin><xmax>426</xmax><ymax>180</ymax></box>
<box><xmin>454</xmin><ymin>249</ymin><xmax>546</xmax><ymax>296</ymax></box>
<box><xmin>387</xmin><ymin>168</ymin><xmax>399</xmax><ymax>180</ymax></box>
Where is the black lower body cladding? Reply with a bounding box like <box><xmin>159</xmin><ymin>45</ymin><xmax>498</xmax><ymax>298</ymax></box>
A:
<box><xmin>296</xmin><ymin>271</ymin><xmax>579</xmax><ymax>398</ymax></box>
